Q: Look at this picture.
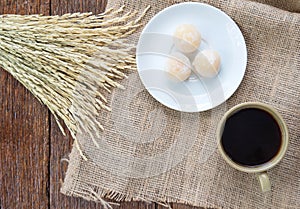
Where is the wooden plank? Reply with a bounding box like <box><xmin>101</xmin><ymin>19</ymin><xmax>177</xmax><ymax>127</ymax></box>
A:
<box><xmin>49</xmin><ymin>2</ymin><xmax>108</xmax><ymax>207</ymax></box>
<box><xmin>119</xmin><ymin>202</ymin><xmax>156</xmax><ymax>209</ymax></box>
<box><xmin>50</xmin><ymin>120</ymin><xmax>106</xmax><ymax>209</ymax></box>
<box><xmin>0</xmin><ymin>1</ymin><xmax>50</xmax><ymax>208</ymax></box>
<box><xmin>51</xmin><ymin>0</ymin><xmax>107</xmax><ymax>15</ymax></box>
<box><xmin>1</xmin><ymin>0</ymin><xmax>17</xmax><ymax>14</ymax></box>
<box><xmin>0</xmin><ymin>0</ymin><xmax>3</xmax><ymax>14</ymax></box>
<box><xmin>171</xmin><ymin>203</ymin><xmax>205</xmax><ymax>209</ymax></box>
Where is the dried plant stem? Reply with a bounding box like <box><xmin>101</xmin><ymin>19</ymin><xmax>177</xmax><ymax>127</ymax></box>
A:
<box><xmin>0</xmin><ymin>6</ymin><xmax>150</xmax><ymax>157</ymax></box>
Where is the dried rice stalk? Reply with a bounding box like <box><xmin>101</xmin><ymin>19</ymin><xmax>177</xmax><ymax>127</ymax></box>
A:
<box><xmin>0</xmin><ymin>6</ymin><xmax>149</xmax><ymax>150</ymax></box>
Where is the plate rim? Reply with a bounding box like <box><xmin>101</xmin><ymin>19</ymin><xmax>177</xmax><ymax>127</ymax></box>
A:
<box><xmin>136</xmin><ymin>2</ymin><xmax>247</xmax><ymax>112</ymax></box>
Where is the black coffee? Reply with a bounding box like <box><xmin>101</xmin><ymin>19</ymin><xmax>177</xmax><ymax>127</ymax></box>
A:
<box><xmin>221</xmin><ymin>108</ymin><xmax>282</xmax><ymax>166</ymax></box>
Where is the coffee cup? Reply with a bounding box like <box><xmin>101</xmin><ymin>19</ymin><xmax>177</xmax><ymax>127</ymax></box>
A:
<box><xmin>216</xmin><ymin>102</ymin><xmax>289</xmax><ymax>192</ymax></box>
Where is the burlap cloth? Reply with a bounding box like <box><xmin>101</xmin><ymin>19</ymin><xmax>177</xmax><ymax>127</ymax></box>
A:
<box><xmin>62</xmin><ymin>0</ymin><xmax>300</xmax><ymax>208</ymax></box>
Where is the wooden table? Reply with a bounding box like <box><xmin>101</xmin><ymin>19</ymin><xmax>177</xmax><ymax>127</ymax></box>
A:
<box><xmin>0</xmin><ymin>0</ymin><xmax>202</xmax><ymax>208</ymax></box>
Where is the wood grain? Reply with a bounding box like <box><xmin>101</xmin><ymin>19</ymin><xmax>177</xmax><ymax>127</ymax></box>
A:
<box><xmin>0</xmin><ymin>1</ymin><xmax>50</xmax><ymax>208</ymax></box>
<box><xmin>0</xmin><ymin>0</ymin><xmax>203</xmax><ymax>208</ymax></box>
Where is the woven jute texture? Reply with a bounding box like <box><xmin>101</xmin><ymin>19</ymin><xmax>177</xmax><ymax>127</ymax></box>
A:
<box><xmin>249</xmin><ymin>0</ymin><xmax>300</xmax><ymax>12</ymax></box>
<box><xmin>62</xmin><ymin>0</ymin><xmax>300</xmax><ymax>208</ymax></box>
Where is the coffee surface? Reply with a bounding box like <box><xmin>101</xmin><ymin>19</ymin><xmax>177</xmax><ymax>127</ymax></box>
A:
<box><xmin>221</xmin><ymin>108</ymin><xmax>281</xmax><ymax>166</ymax></box>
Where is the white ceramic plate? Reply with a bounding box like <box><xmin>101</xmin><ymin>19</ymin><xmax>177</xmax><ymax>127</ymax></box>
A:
<box><xmin>136</xmin><ymin>2</ymin><xmax>247</xmax><ymax>112</ymax></box>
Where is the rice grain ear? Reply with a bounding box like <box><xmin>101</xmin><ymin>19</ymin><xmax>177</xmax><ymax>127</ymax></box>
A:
<box><xmin>0</xmin><ymin>6</ymin><xmax>149</xmax><ymax>147</ymax></box>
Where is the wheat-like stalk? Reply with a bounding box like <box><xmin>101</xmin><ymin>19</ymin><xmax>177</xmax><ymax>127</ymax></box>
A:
<box><xmin>0</xmin><ymin>6</ymin><xmax>149</xmax><ymax>158</ymax></box>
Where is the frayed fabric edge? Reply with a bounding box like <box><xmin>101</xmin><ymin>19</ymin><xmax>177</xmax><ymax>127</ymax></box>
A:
<box><xmin>60</xmin><ymin>144</ymin><xmax>221</xmax><ymax>209</ymax></box>
<box><xmin>61</xmin><ymin>185</ymin><xmax>222</xmax><ymax>209</ymax></box>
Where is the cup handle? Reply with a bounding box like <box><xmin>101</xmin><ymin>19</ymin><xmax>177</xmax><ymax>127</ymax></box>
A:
<box><xmin>257</xmin><ymin>172</ymin><xmax>271</xmax><ymax>192</ymax></box>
